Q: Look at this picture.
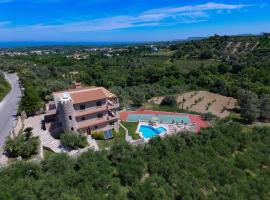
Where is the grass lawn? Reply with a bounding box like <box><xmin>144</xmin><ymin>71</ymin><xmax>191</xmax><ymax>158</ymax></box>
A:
<box><xmin>97</xmin><ymin>122</ymin><xmax>141</xmax><ymax>149</ymax></box>
<box><xmin>121</xmin><ymin>122</ymin><xmax>141</xmax><ymax>140</ymax></box>
<box><xmin>96</xmin><ymin>129</ymin><xmax>126</xmax><ymax>150</ymax></box>
<box><xmin>43</xmin><ymin>148</ymin><xmax>56</xmax><ymax>158</ymax></box>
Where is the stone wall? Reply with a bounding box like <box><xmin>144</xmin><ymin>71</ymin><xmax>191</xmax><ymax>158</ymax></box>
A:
<box><xmin>11</xmin><ymin>116</ymin><xmax>24</xmax><ymax>138</ymax></box>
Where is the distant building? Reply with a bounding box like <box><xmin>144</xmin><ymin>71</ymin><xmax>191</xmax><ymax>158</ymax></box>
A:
<box><xmin>45</xmin><ymin>83</ymin><xmax>119</xmax><ymax>136</ymax></box>
<box><xmin>150</xmin><ymin>45</ymin><xmax>158</xmax><ymax>52</ymax></box>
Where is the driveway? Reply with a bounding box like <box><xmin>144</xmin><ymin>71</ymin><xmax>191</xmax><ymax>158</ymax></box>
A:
<box><xmin>0</xmin><ymin>73</ymin><xmax>22</xmax><ymax>152</ymax></box>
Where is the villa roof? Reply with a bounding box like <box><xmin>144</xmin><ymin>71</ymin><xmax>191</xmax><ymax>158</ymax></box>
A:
<box><xmin>53</xmin><ymin>86</ymin><xmax>116</xmax><ymax>104</ymax></box>
<box><xmin>70</xmin><ymin>88</ymin><xmax>106</xmax><ymax>104</ymax></box>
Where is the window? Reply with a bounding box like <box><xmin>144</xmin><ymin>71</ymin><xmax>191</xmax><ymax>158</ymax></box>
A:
<box><xmin>97</xmin><ymin>113</ymin><xmax>103</xmax><ymax>118</ymax></box>
<box><xmin>81</xmin><ymin>117</ymin><xmax>85</xmax><ymax>121</ymax></box>
<box><xmin>96</xmin><ymin>101</ymin><xmax>102</xmax><ymax>107</ymax></box>
<box><xmin>80</xmin><ymin>104</ymin><xmax>85</xmax><ymax>110</ymax></box>
<box><xmin>69</xmin><ymin>116</ymin><xmax>72</xmax><ymax>120</ymax></box>
<box><xmin>71</xmin><ymin>127</ymin><xmax>74</xmax><ymax>131</ymax></box>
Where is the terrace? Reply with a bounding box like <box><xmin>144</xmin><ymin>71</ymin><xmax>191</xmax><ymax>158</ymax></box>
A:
<box><xmin>77</xmin><ymin>116</ymin><xmax>118</xmax><ymax>129</ymax></box>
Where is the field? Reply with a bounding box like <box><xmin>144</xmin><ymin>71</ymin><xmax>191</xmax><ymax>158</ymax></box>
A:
<box><xmin>148</xmin><ymin>50</ymin><xmax>176</xmax><ymax>57</ymax></box>
<box><xmin>149</xmin><ymin>91</ymin><xmax>237</xmax><ymax>118</ymax></box>
<box><xmin>168</xmin><ymin>59</ymin><xmax>217</xmax><ymax>74</ymax></box>
<box><xmin>143</xmin><ymin>52</ymin><xmax>218</xmax><ymax>74</ymax></box>
<box><xmin>258</xmin><ymin>37</ymin><xmax>270</xmax><ymax>48</ymax></box>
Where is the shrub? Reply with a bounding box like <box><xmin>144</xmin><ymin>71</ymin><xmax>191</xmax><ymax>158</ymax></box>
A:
<box><xmin>92</xmin><ymin>131</ymin><xmax>104</xmax><ymax>140</ymax></box>
<box><xmin>60</xmin><ymin>132</ymin><xmax>87</xmax><ymax>149</ymax></box>
<box><xmin>198</xmin><ymin>97</ymin><xmax>204</xmax><ymax>102</ymax></box>
<box><xmin>20</xmin><ymin>85</ymin><xmax>43</xmax><ymax>116</ymax></box>
<box><xmin>260</xmin><ymin>94</ymin><xmax>270</xmax><ymax>120</ymax></box>
<box><xmin>4</xmin><ymin>129</ymin><xmax>39</xmax><ymax>159</ymax></box>
<box><xmin>199</xmin><ymin>50</ymin><xmax>213</xmax><ymax>59</ymax></box>
<box><xmin>23</xmin><ymin>127</ymin><xmax>33</xmax><ymax>139</ymax></box>
<box><xmin>205</xmin><ymin>102</ymin><xmax>211</xmax><ymax>110</ymax></box>
<box><xmin>202</xmin><ymin>112</ymin><xmax>214</xmax><ymax>121</ymax></box>
<box><xmin>160</xmin><ymin>95</ymin><xmax>177</xmax><ymax>107</ymax></box>
<box><xmin>238</xmin><ymin>90</ymin><xmax>260</xmax><ymax>123</ymax></box>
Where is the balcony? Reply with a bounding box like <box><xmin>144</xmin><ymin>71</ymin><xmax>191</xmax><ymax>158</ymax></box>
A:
<box><xmin>74</xmin><ymin>106</ymin><xmax>107</xmax><ymax>117</ymax></box>
<box><xmin>108</xmin><ymin>103</ymin><xmax>119</xmax><ymax>110</ymax></box>
<box><xmin>108</xmin><ymin>100</ymin><xmax>120</xmax><ymax>110</ymax></box>
<box><xmin>77</xmin><ymin>116</ymin><xmax>118</xmax><ymax>129</ymax></box>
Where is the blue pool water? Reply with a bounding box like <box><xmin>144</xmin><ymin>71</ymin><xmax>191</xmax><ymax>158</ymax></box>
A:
<box><xmin>139</xmin><ymin>125</ymin><xmax>167</xmax><ymax>139</ymax></box>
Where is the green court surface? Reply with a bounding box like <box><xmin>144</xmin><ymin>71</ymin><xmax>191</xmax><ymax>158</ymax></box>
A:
<box><xmin>127</xmin><ymin>114</ymin><xmax>191</xmax><ymax>124</ymax></box>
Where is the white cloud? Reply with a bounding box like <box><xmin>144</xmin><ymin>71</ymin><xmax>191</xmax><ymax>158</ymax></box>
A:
<box><xmin>0</xmin><ymin>2</ymin><xmax>248</xmax><ymax>40</ymax></box>
<box><xmin>145</xmin><ymin>2</ymin><xmax>247</xmax><ymax>16</ymax></box>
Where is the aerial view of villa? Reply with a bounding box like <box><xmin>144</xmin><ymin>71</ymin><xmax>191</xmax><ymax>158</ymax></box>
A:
<box><xmin>40</xmin><ymin>81</ymin><xmax>210</xmax><ymax>145</ymax></box>
<box><xmin>45</xmin><ymin>83</ymin><xmax>119</xmax><ymax>138</ymax></box>
<box><xmin>1</xmin><ymin>1</ymin><xmax>270</xmax><ymax>199</ymax></box>
<box><xmin>44</xmin><ymin>83</ymin><xmax>208</xmax><ymax>142</ymax></box>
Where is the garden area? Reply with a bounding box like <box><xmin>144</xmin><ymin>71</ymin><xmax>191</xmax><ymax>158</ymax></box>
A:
<box><xmin>94</xmin><ymin>128</ymin><xmax>125</xmax><ymax>150</ymax></box>
<box><xmin>121</xmin><ymin>122</ymin><xmax>141</xmax><ymax>140</ymax></box>
<box><xmin>60</xmin><ymin>132</ymin><xmax>88</xmax><ymax>150</ymax></box>
<box><xmin>4</xmin><ymin>127</ymin><xmax>40</xmax><ymax>160</ymax></box>
<box><xmin>93</xmin><ymin>122</ymin><xmax>141</xmax><ymax>150</ymax></box>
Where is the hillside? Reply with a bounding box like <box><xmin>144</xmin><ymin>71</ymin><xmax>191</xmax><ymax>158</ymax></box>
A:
<box><xmin>171</xmin><ymin>34</ymin><xmax>269</xmax><ymax>59</ymax></box>
<box><xmin>0</xmin><ymin>34</ymin><xmax>269</xmax><ymax>116</ymax></box>
<box><xmin>0</xmin><ymin>123</ymin><xmax>269</xmax><ymax>199</ymax></box>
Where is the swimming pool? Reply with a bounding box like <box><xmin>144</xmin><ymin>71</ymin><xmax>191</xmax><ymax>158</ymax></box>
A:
<box><xmin>139</xmin><ymin>125</ymin><xmax>167</xmax><ymax>139</ymax></box>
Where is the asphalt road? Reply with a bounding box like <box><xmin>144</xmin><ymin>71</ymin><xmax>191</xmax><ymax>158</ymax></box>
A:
<box><xmin>0</xmin><ymin>73</ymin><xmax>21</xmax><ymax>152</ymax></box>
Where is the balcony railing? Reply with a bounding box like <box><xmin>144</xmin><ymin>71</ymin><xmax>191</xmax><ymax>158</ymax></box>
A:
<box><xmin>74</xmin><ymin>106</ymin><xmax>107</xmax><ymax>117</ymax></box>
<box><xmin>108</xmin><ymin>102</ymin><xmax>120</xmax><ymax>110</ymax></box>
<box><xmin>77</xmin><ymin>116</ymin><xmax>118</xmax><ymax>129</ymax></box>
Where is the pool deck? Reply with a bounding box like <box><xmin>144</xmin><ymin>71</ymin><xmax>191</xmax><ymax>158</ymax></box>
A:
<box><xmin>119</xmin><ymin>110</ymin><xmax>209</xmax><ymax>133</ymax></box>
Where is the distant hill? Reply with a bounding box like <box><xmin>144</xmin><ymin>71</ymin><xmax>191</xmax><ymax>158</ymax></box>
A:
<box><xmin>170</xmin><ymin>34</ymin><xmax>270</xmax><ymax>60</ymax></box>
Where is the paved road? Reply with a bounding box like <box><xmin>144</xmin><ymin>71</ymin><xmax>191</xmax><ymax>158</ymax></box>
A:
<box><xmin>0</xmin><ymin>73</ymin><xmax>21</xmax><ymax>152</ymax></box>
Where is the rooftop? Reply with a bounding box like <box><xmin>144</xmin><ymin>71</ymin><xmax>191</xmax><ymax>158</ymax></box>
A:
<box><xmin>53</xmin><ymin>86</ymin><xmax>116</xmax><ymax>104</ymax></box>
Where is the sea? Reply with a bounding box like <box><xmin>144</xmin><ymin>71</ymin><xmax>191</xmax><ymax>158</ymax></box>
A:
<box><xmin>0</xmin><ymin>41</ymin><xmax>144</xmax><ymax>48</ymax></box>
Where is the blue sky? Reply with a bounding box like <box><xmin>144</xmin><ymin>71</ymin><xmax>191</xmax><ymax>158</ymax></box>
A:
<box><xmin>0</xmin><ymin>0</ymin><xmax>269</xmax><ymax>42</ymax></box>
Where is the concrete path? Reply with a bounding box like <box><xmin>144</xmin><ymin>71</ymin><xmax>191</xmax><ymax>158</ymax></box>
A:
<box><xmin>0</xmin><ymin>73</ymin><xmax>22</xmax><ymax>153</ymax></box>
